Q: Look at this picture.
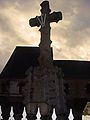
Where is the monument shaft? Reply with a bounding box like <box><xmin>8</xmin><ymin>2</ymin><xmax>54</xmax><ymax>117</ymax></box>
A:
<box><xmin>24</xmin><ymin>1</ymin><xmax>68</xmax><ymax>120</ymax></box>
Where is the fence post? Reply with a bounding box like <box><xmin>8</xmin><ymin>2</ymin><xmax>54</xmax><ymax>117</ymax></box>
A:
<box><xmin>36</xmin><ymin>107</ymin><xmax>41</xmax><ymax>120</ymax></box>
<box><xmin>8</xmin><ymin>106</ymin><xmax>15</xmax><ymax>120</ymax></box>
<box><xmin>68</xmin><ymin>109</ymin><xmax>74</xmax><ymax>120</ymax></box>
<box><xmin>0</xmin><ymin>106</ymin><xmax>3</xmax><ymax>120</ymax></box>
<box><xmin>52</xmin><ymin>108</ymin><xmax>57</xmax><ymax>120</ymax></box>
<box><xmin>21</xmin><ymin>107</ymin><xmax>27</xmax><ymax>120</ymax></box>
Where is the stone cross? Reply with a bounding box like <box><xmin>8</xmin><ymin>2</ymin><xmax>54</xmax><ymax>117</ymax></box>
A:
<box><xmin>29</xmin><ymin>1</ymin><xmax>62</xmax><ymax>27</ymax></box>
<box><xmin>24</xmin><ymin>2</ymin><xmax>68</xmax><ymax>120</ymax></box>
<box><xmin>29</xmin><ymin>1</ymin><xmax>62</xmax><ymax>67</ymax></box>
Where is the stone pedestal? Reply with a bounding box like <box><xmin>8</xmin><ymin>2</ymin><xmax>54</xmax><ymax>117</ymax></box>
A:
<box><xmin>23</xmin><ymin>66</ymin><xmax>68</xmax><ymax>119</ymax></box>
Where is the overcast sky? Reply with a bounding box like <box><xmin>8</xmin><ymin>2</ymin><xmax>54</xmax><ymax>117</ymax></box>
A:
<box><xmin>0</xmin><ymin>0</ymin><xmax>90</xmax><ymax>72</ymax></box>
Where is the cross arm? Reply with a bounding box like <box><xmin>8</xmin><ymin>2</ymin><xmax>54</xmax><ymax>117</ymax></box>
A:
<box><xmin>29</xmin><ymin>11</ymin><xmax>62</xmax><ymax>27</ymax></box>
<box><xmin>29</xmin><ymin>16</ymin><xmax>41</xmax><ymax>27</ymax></box>
<box><xmin>49</xmin><ymin>11</ymin><xmax>62</xmax><ymax>23</ymax></box>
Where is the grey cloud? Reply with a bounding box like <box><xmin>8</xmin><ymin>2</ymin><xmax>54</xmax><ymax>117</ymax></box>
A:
<box><xmin>54</xmin><ymin>25</ymin><xmax>89</xmax><ymax>48</ymax></box>
<box><xmin>0</xmin><ymin>13</ymin><xmax>29</xmax><ymax>44</ymax></box>
<box><xmin>0</xmin><ymin>0</ymin><xmax>41</xmax><ymax>14</ymax></box>
<box><xmin>0</xmin><ymin>13</ymin><xmax>14</xmax><ymax>33</ymax></box>
<box><xmin>52</xmin><ymin>0</ymin><xmax>90</xmax><ymax>48</ymax></box>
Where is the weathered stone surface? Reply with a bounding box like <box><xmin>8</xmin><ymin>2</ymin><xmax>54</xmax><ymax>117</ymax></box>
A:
<box><xmin>23</xmin><ymin>1</ymin><xmax>67</xmax><ymax>119</ymax></box>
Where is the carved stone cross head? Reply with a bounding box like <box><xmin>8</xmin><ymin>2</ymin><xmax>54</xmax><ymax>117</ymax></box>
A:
<box><xmin>29</xmin><ymin>1</ymin><xmax>62</xmax><ymax>28</ymax></box>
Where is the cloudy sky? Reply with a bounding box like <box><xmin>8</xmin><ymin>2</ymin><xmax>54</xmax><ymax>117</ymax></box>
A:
<box><xmin>0</xmin><ymin>0</ymin><xmax>90</xmax><ymax>72</ymax></box>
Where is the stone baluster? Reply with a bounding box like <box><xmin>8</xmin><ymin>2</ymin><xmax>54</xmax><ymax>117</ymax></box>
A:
<box><xmin>0</xmin><ymin>106</ymin><xmax>3</xmax><ymax>120</ymax></box>
<box><xmin>68</xmin><ymin>109</ymin><xmax>74</xmax><ymax>120</ymax></box>
<box><xmin>8</xmin><ymin>106</ymin><xmax>15</xmax><ymax>120</ymax></box>
<box><xmin>21</xmin><ymin>107</ymin><xmax>27</xmax><ymax>120</ymax></box>
<box><xmin>52</xmin><ymin>108</ymin><xmax>57</xmax><ymax>120</ymax></box>
<box><xmin>36</xmin><ymin>107</ymin><xmax>41</xmax><ymax>120</ymax></box>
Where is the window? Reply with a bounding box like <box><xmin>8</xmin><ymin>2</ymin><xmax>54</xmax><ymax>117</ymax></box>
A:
<box><xmin>9</xmin><ymin>81</ymin><xmax>19</xmax><ymax>94</ymax></box>
<box><xmin>86</xmin><ymin>84</ymin><xmax>90</xmax><ymax>94</ymax></box>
